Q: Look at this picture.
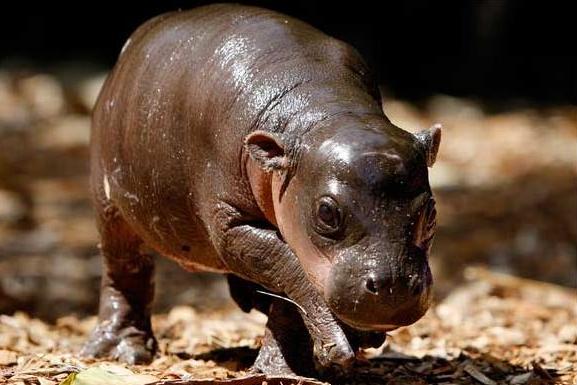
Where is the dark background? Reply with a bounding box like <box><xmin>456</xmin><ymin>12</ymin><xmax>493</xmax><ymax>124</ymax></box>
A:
<box><xmin>1</xmin><ymin>0</ymin><xmax>576</xmax><ymax>104</ymax></box>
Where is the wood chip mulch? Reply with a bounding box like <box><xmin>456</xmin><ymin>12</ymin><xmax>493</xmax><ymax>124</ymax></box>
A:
<box><xmin>0</xmin><ymin>267</ymin><xmax>575</xmax><ymax>384</ymax></box>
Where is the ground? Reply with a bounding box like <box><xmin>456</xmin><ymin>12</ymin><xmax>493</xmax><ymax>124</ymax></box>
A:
<box><xmin>0</xmin><ymin>267</ymin><xmax>575</xmax><ymax>384</ymax></box>
<box><xmin>0</xmin><ymin>71</ymin><xmax>575</xmax><ymax>385</ymax></box>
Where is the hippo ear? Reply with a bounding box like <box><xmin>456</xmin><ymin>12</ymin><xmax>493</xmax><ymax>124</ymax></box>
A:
<box><xmin>244</xmin><ymin>130</ymin><xmax>288</xmax><ymax>172</ymax></box>
<box><xmin>415</xmin><ymin>124</ymin><xmax>442</xmax><ymax>167</ymax></box>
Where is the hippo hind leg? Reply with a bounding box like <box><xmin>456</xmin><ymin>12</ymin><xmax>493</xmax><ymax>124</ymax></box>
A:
<box><xmin>81</xmin><ymin>201</ymin><xmax>157</xmax><ymax>364</ymax></box>
<box><xmin>227</xmin><ymin>275</ymin><xmax>315</xmax><ymax>376</ymax></box>
<box><xmin>252</xmin><ymin>299</ymin><xmax>317</xmax><ymax>376</ymax></box>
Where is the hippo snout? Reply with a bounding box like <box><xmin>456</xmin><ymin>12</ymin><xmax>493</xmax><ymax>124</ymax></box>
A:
<box><xmin>325</xmin><ymin>247</ymin><xmax>433</xmax><ymax>331</ymax></box>
<box><xmin>364</xmin><ymin>270</ymin><xmax>428</xmax><ymax>298</ymax></box>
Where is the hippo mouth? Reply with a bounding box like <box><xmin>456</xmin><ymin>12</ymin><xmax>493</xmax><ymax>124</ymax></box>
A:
<box><xmin>344</xmin><ymin>322</ymin><xmax>400</xmax><ymax>333</ymax></box>
<box><xmin>330</xmin><ymin>299</ymin><xmax>430</xmax><ymax>332</ymax></box>
<box><xmin>324</xmin><ymin>262</ymin><xmax>433</xmax><ymax>331</ymax></box>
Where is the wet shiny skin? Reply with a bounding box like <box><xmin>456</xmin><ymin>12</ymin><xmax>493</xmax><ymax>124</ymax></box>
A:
<box><xmin>271</xmin><ymin>118</ymin><xmax>437</xmax><ymax>330</ymax></box>
<box><xmin>86</xmin><ymin>3</ymin><xmax>441</xmax><ymax>374</ymax></box>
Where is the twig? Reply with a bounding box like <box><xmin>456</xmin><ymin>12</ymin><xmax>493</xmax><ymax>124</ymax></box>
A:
<box><xmin>255</xmin><ymin>290</ymin><xmax>308</xmax><ymax>315</ymax></box>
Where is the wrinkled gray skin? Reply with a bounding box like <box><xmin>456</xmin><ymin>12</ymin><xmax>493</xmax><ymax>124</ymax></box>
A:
<box><xmin>82</xmin><ymin>4</ymin><xmax>441</xmax><ymax>376</ymax></box>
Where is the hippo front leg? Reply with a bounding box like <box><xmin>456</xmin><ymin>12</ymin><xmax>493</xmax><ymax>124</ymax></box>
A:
<box><xmin>251</xmin><ymin>299</ymin><xmax>386</xmax><ymax>376</ymax></box>
<box><xmin>218</xmin><ymin>220</ymin><xmax>354</xmax><ymax>370</ymax></box>
<box><xmin>228</xmin><ymin>275</ymin><xmax>386</xmax><ymax>376</ymax></box>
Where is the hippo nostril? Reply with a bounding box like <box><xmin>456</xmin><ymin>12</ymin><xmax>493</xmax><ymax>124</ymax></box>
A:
<box><xmin>365</xmin><ymin>277</ymin><xmax>379</xmax><ymax>295</ymax></box>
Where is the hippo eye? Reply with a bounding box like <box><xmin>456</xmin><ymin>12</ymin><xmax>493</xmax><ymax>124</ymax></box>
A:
<box><xmin>314</xmin><ymin>197</ymin><xmax>343</xmax><ymax>236</ymax></box>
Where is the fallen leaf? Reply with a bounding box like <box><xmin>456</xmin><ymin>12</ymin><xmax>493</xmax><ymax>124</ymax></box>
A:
<box><xmin>463</xmin><ymin>364</ymin><xmax>497</xmax><ymax>385</ymax></box>
<box><xmin>509</xmin><ymin>372</ymin><xmax>533</xmax><ymax>385</ymax></box>
<box><xmin>59</xmin><ymin>366</ymin><xmax>158</xmax><ymax>385</ymax></box>
<box><xmin>38</xmin><ymin>377</ymin><xmax>58</xmax><ymax>385</ymax></box>
<box><xmin>0</xmin><ymin>349</ymin><xmax>18</xmax><ymax>366</ymax></box>
<box><xmin>59</xmin><ymin>373</ymin><xmax>77</xmax><ymax>385</ymax></box>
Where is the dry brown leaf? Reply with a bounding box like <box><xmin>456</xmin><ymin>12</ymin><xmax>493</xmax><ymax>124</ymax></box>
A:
<box><xmin>0</xmin><ymin>349</ymin><xmax>18</xmax><ymax>366</ymax></box>
<box><xmin>38</xmin><ymin>377</ymin><xmax>58</xmax><ymax>385</ymax></box>
<box><xmin>509</xmin><ymin>372</ymin><xmax>533</xmax><ymax>385</ymax></box>
<box><xmin>463</xmin><ymin>364</ymin><xmax>497</xmax><ymax>385</ymax></box>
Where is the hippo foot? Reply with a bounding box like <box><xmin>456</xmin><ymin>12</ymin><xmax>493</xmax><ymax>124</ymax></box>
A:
<box><xmin>251</xmin><ymin>329</ymin><xmax>298</xmax><ymax>376</ymax></box>
<box><xmin>81</xmin><ymin>321</ymin><xmax>157</xmax><ymax>364</ymax></box>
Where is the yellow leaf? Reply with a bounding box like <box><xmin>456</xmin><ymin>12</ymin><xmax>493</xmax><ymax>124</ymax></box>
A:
<box><xmin>59</xmin><ymin>367</ymin><xmax>157</xmax><ymax>385</ymax></box>
<box><xmin>58</xmin><ymin>373</ymin><xmax>77</xmax><ymax>385</ymax></box>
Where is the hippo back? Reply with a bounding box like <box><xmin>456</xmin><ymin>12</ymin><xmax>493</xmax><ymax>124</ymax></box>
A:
<box><xmin>90</xmin><ymin>4</ymin><xmax>381</xmax><ymax>269</ymax></box>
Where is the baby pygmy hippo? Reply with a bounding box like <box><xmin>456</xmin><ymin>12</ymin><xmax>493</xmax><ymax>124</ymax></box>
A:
<box><xmin>82</xmin><ymin>3</ymin><xmax>441</xmax><ymax>376</ymax></box>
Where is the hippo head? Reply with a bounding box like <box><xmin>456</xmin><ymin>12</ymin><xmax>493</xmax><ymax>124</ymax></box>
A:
<box><xmin>244</xmin><ymin>116</ymin><xmax>441</xmax><ymax>331</ymax></box>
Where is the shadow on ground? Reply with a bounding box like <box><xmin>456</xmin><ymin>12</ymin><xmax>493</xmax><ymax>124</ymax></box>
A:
<box><xmin>191</xmin><ymin>345</ymin><xmax>560</xmax><ymax>385</ymax></box>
